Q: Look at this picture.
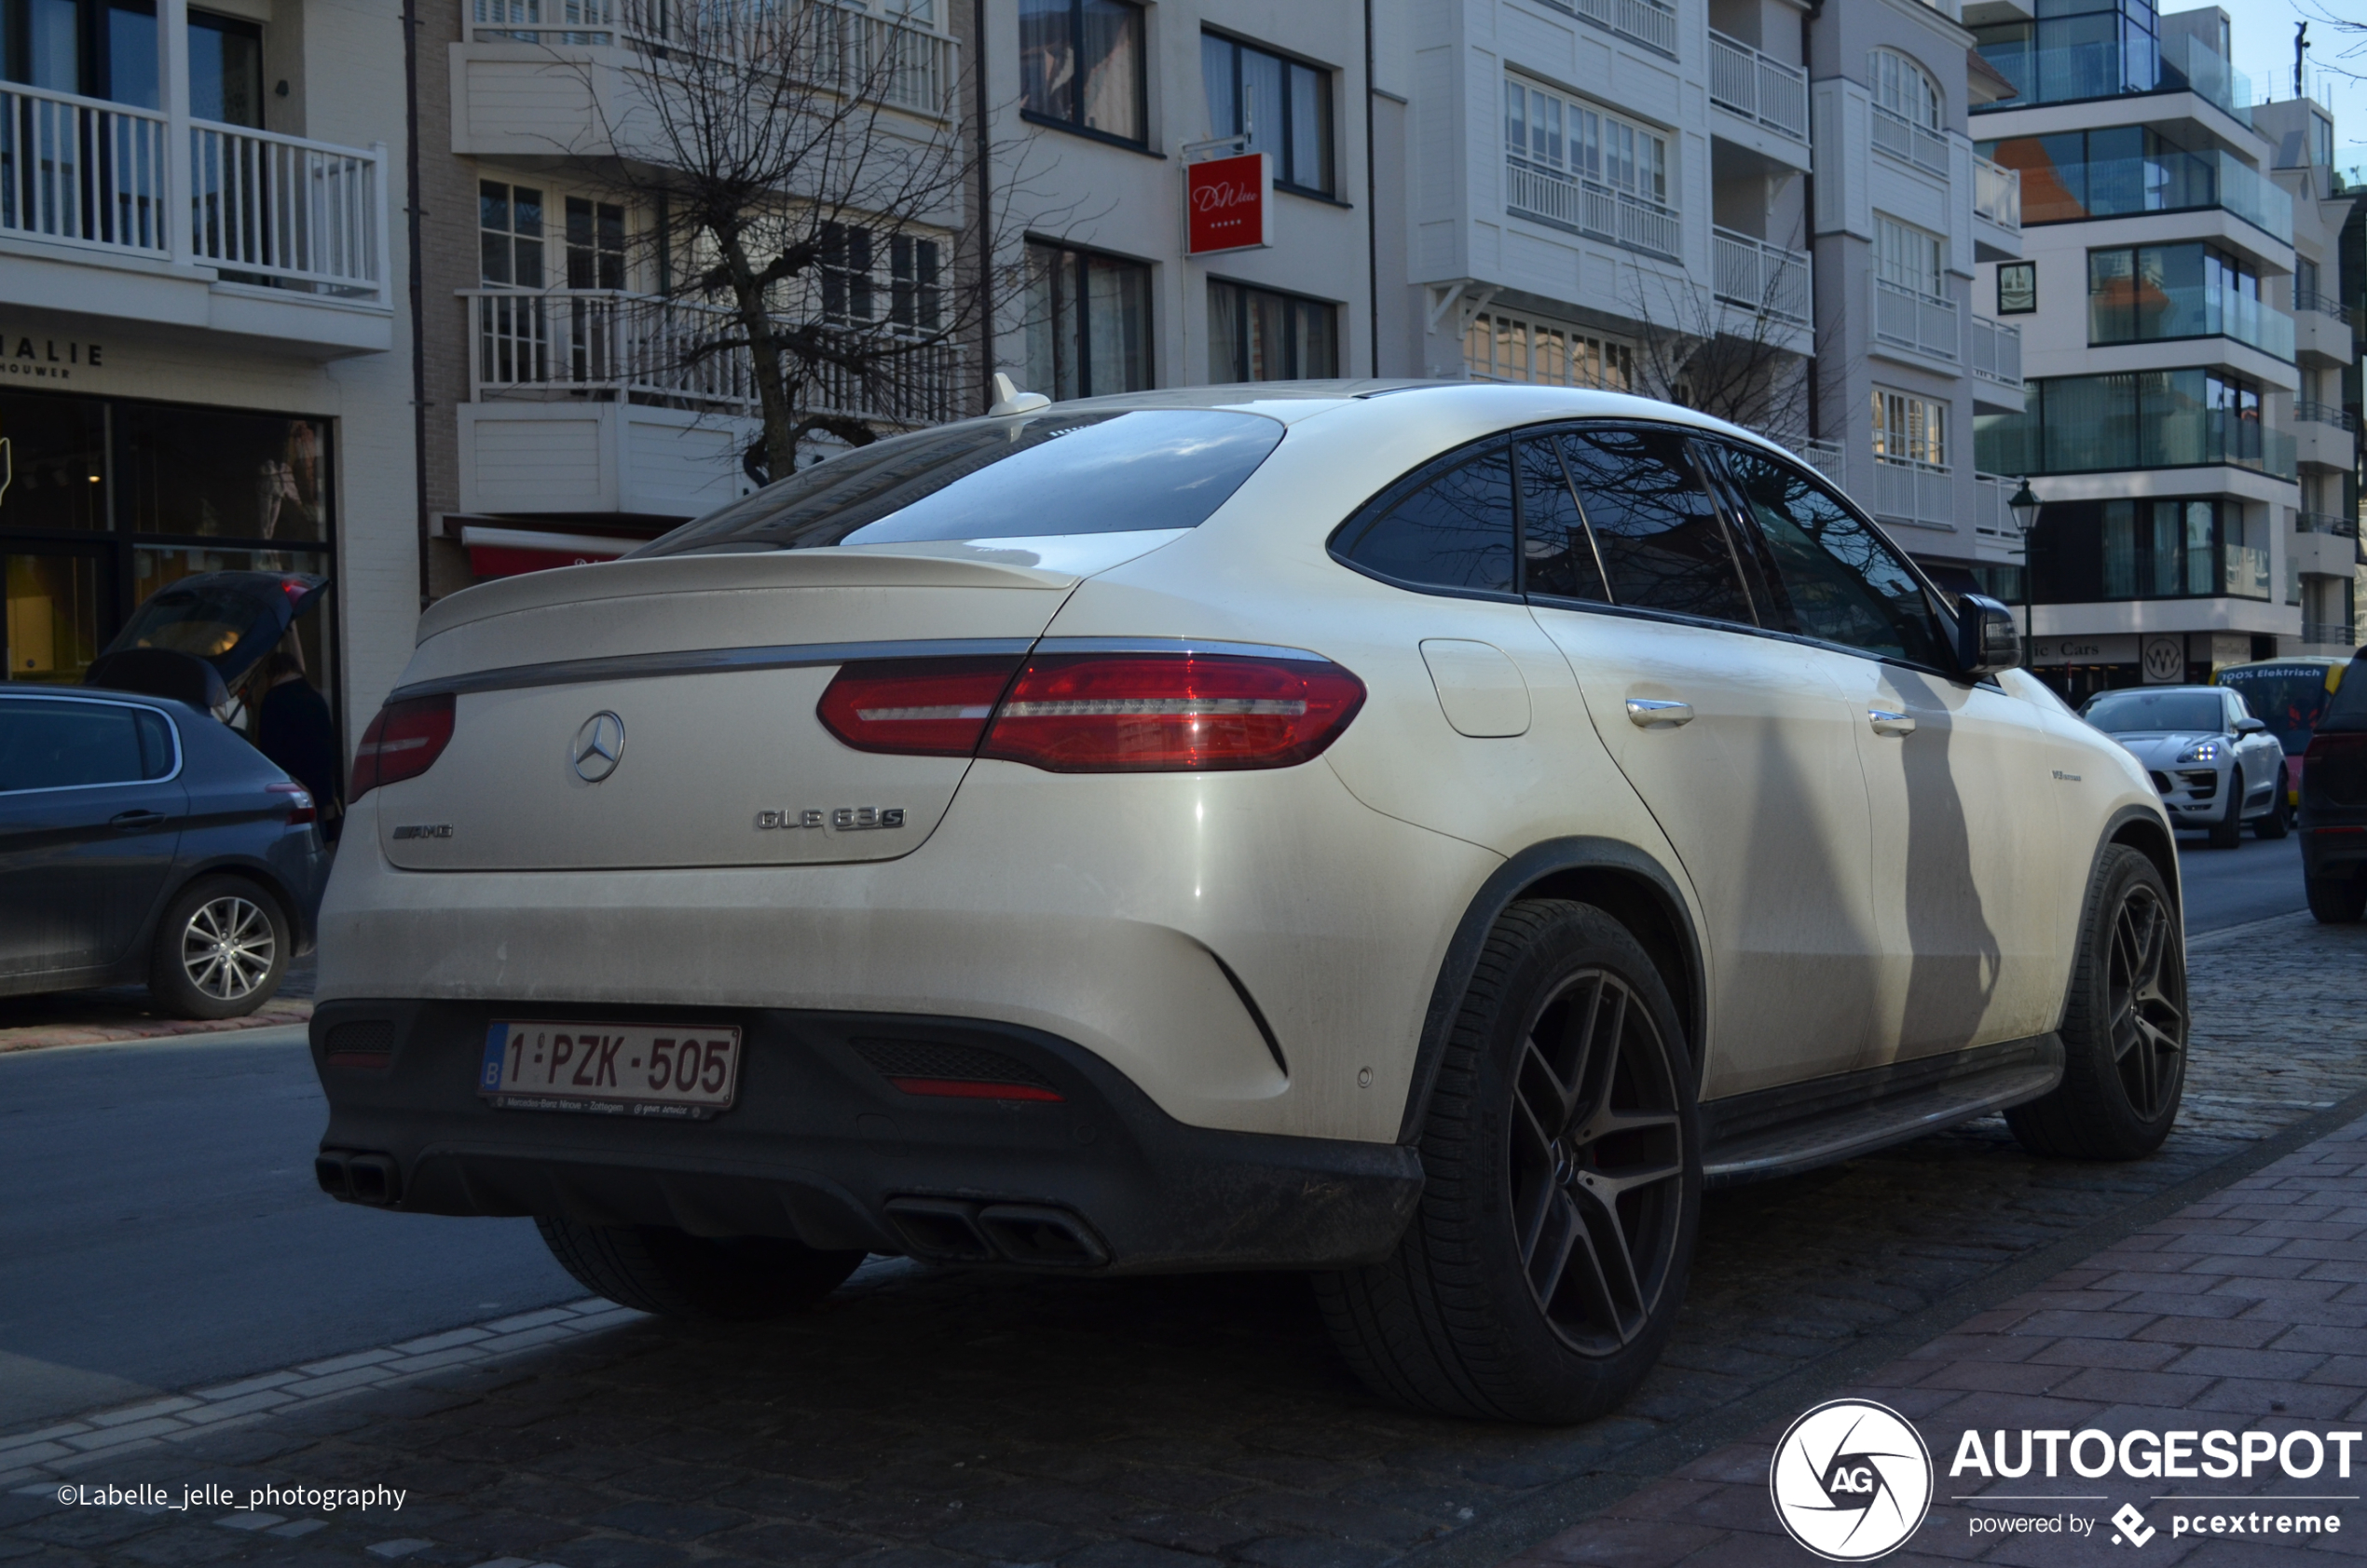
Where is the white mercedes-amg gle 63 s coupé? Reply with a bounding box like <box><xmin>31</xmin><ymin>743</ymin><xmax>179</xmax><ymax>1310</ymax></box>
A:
<box><xmin>312</xmin><ymin>383</ymin><xmax>2184</xmax><ymax>1424</ymax></box>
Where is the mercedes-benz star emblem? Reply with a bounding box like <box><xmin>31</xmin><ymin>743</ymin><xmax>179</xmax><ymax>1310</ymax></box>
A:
<box><xmin>570</xmin><ymin>711</ymin><xmax>625</xmax><ymax>784</ymax></box>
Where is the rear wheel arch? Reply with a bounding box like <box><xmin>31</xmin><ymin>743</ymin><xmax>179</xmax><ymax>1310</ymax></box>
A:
<box><xmin>159</xmin><ymin>856</ymin><xmax>309</xmax><ymax>951</ymax></box>
<box><xmin>1397</xmin><ymin>838</ymin><xmax>1705</xmax><ymax>1142</ymax></box>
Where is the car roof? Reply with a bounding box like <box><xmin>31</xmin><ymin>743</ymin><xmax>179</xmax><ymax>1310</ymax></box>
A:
<box><xmin>9</xmin><ymin>684</ymin><xmax>203</xmax><ymax>720</ymax></box>
<box><xmin>1040</xmin><ymin>380</ymin><xmax>1785</xmax><ymax>448</ymax></box>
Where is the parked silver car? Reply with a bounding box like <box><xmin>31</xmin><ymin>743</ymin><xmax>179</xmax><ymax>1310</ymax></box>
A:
<box><xmin>2081</xmin><ymin>685</ymin><xmax>2289</xmax><ymax>848</ymax></box>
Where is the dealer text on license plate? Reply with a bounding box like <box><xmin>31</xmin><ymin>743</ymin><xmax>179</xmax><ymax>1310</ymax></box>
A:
<box><xmin>479</xmin><ymin>1022</ymin><xmax>741</xmax><ymax>1117</ymax></box>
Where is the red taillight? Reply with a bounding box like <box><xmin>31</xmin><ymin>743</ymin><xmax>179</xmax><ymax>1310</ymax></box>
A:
<box><xmin>816</xmin><ymin>657</ymin><xmax>1023</xmax><ymax>756</ymax></box>
<box><xmin>349</xmin><ymin>693</ymin><xmax>456</xmax><ymax>801</ymax></box>
<box><xmin>267</xmin><ymin>781</ymin><xmax>317</xmax><ymax>825</ymax></box>
<box><xmin>979</xmin><ymin>653</ymin><xmax>1366</xmax><ymax>772</ymax></box>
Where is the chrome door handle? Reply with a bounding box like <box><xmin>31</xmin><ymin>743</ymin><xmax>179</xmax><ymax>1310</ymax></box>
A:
<box><xmin>1868</xmin><ymin>709</ymin><xmax>1917</xmax><ymax>737</ymax></box>
<box><xmin>109</xmin><ymin>809</ymin><xmax>168</xmax><ymax>830</ymax></box>
<box><xmin>1625</xmin><ymin>698</ymin><xmax>1694</xmax><ymax>729</ymax></box>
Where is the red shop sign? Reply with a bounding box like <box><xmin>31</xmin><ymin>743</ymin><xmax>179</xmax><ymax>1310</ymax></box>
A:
<box><xmin>1186</xmin><ymin>152</ymin><xmax>1271</xmax><ymax>255</ymax></box>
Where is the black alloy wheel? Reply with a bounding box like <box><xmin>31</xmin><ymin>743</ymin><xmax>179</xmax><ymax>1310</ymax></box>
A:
<box><xmin>2007</xmin><ymin>845</ymin><xmax>2187</xmax><ymax>1160</ymax></box>
<box><xmin>1508</xmin><ymin>969</ymin><xmax>1689</xmax><ymax>1357</ymax></box>
<box><xmin>2254</xmin><ymin>786</ymin><xmax>2292</xmax><ymax>839</ymax></box>
<box><xmin>1315</xmin><ymin>899</ymin><xmax>1700</xmax><ymax>1424</ymax></box>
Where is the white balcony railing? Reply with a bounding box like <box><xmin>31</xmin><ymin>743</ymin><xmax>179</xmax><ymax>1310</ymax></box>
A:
<box><xmin>1874</xmin><ymin>275</ymin><xmax>1959</xmax><ymax>362</ymax></box>
<box><xmin>1972</xmin><ymin>470</ymin><xmax>2014</xmax><ymax>538</ymax></box>
<box><xmin>1712</xmin><ymin>227</ymin><xmax>1811</xmax><ymax>322</ymax></box>
<box><xmin>1</xmin><ymin>82</ymin><xmax>171</xmax><ymax>255</ymax></box>
<box><xmin>1970</xmin><ymin>315</ymin><xmax>2022</xmax><ymax>388</ymax></box>
<box><xmin>1873</xmin><ymin>455</ymin><xmax>1954</xmax><ymax>527</ymax></box>
<box><xmin>1</xmin><ymin>81</ymin><xmax>385</xmax><ymax>299</ymax></box>
<box><xmin>1870</xmin><ymin>103</ymin><xmax>1949</xmax><ymax>175</ymax></box>
<box><xmin>1974</xmin><ymin>154</ymin><xmax>2021</xmax><ymax>230</ymax></box>
<box><xmin>1539</xmin><ymin>0</ymin><xmax>1677</xmax><ymax>59</ymax></box>
<box><xmin>468</xmin><ymin>0</ymin><xmax>957</xmax><ymax>117</ymax></box>
<box><xmin>463</xmin><ymin>287</ymin><xmax>964</xmax><ymax>427</ymax></box>
<box><xmin>1506</xmin><ymin>158</ymin><xmax>1679</xmax><ymax>260</ymax></box>
<box><xmin>1707</xmin><ymin>32</ymin><xmax>1808</xmax><ymax>143</ymax></box>
<box><xmin>1799</xmin><ymin>438</ymin><xmax>1848</xmax><ymax>491</ymax></box>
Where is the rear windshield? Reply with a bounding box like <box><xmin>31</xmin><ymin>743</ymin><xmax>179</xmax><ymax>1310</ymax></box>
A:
<box><xmin>2083</xmin><ymin>689</ymin><xmax>2223</xmax><ymax>734</ymax></box>
<box><xmin>2218</xmin><ymin>664</ymin><xmax>2336</xmax><ymax>754</ymax></box>
<box><xmin>631</xmin><ymin>410</ymin><xmax>1285</xmax><ymax>558</ymax></box>
<box><xmin>2321</xmin><ymin>660</ymin><xmax>2367</xmax><ymax>731</ymax></box>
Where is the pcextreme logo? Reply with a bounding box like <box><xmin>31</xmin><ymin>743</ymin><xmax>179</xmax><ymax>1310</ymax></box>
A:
<box><xmin>1769</xmin><ymin>1399</ymin><xmax>1936</xmax><ymax>1561</ymax></box>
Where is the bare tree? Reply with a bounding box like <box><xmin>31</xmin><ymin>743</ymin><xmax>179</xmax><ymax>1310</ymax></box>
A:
<box><xmin>1620</xmin><ymin>240</ymin><xmax>1823</xmax><ymax>448</ymax></box>
<box><xmin>538</xmin><ymin>0</ymin><xmax>1033</xmax><ymax>478</ymax></box>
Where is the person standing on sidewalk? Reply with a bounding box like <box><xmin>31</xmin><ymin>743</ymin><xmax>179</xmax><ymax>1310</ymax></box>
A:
<box><xmin>255</xmin><ymin>648</ymin><xmax>342</xmax><ymax>844</ymax></box>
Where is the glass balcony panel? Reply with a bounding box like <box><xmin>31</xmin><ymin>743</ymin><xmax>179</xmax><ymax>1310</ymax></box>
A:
<box><xmin>1976</xmin><ymin>373</ymin><xmax>2298</xmax><ymax>480</ymax></box>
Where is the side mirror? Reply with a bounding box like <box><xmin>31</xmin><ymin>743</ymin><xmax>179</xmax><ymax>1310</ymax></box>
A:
<box><xmin>2236</xmin><ymin>716</ymin><xmax>2267</xmax><ymax>736</ymax></box>
<box><xmin>1956</xmin><ymin>593</ymin><xmax>2020</xmax><ymax>675</ymax></box>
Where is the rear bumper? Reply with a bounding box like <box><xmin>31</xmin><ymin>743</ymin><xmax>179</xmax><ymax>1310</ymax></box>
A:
<box><xmin>310</xmin><ymin>999</ymin><xmax>1424</xmax><ymax>1274</ymax></box>
<box><xmin>2300</xmin><ymin>821</ymin><xmax>2367</xmax><ymax>880</ymax></box>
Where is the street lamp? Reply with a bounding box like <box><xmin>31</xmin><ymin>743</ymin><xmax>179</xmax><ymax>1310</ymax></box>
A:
<box><xmin>2007</xmin><ymin>476</ymin><xmax>2041</xmax><ymax>661</ymax></box>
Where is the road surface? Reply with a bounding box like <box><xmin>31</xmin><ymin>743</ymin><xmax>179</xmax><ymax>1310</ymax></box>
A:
<box><xmin>2173</xmin><ymin>825</ymin><xmax>2305</xmax><ymax>933</ymax></box>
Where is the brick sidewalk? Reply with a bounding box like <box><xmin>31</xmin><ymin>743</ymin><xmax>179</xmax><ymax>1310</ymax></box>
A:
<box><xmin>0</xmin><ymin>959</ymin><xmax>314</xmax><ymax>1054</ymax></box>
<box><xmin>1512</xmin><ymin>1110</ymin><xmax>2367</xmax><ymax>1566</ymax></box>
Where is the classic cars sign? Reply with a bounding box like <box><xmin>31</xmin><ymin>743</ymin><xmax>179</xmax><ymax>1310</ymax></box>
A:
<box><xmin>1186</xmin><ymin>152</ymin><xmax>1271</xmax><ymax>255</ymax></box>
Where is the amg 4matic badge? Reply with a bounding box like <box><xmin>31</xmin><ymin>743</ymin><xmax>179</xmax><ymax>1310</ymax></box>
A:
<box><xmin>755</xmin><ymin>807</ymin><xmax>906</xmax><ymax>830</ymax></box>
<box><xmin>389</xmin><ymin>824</ymin><xmax>453</xmax><ymax>839</ymax></box>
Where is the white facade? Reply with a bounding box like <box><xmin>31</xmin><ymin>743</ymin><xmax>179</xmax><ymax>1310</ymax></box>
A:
<box><xmin>0</xmin><ymin>0</ymin><xmax>414</xmax><ymax>743</ymax></box>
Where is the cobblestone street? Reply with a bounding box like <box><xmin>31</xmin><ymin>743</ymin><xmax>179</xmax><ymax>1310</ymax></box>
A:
<box><xmin>5</xmin><ymin>912</ymin><xmax>2364</xmax><ymax>1568</ymax></box>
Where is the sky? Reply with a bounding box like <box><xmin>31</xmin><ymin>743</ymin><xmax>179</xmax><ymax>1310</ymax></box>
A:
<box><xmin>2226</xmin><ymin>1</ymin><xmax>2363</xmax><ymax>161</ymax></box>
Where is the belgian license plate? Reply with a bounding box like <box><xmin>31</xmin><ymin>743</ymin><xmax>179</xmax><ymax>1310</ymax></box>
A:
<box><xmin>479</xmin><ymin>1021</ymin><xmax>742</xmax><ymax>1118</ymax></box>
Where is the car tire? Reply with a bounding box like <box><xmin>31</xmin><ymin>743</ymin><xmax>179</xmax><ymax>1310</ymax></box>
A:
<box><xmin>535</xmin><ymin>1217</ymin><xmax>867</xmax><ymax>1321</ymax></box>
<box><xmin>2306</xmin><ymin>875</ymin><xmax>2367</xmax><ymax>924</ymax></box>
<box><xmin>2207</xmin><ymin>771</ymin><xmax>2244</xmax><ymax>850</ymax></box>
<box><xmin>2005</xmin><ymin>845</ymin><xmax>2186</xmax><ymax>1162</ymax></box>
<box><xmin>1313</xmin><ymin>899</ymin><xmax>1700</xmax><ymax>1424</ymax></box>
<box><xmin>2253</xmin><ymin>787</ymin><xmax>2292</xmax><ymax>840</ymax></box>
<box><xmin>147</xmin><ymin>877</ymin><xmax>289</xmax><ymax>1020</ymax></box>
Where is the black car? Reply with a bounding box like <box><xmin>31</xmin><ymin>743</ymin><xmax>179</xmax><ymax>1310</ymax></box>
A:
<box><xmin>2300</xmin><ymin>648</ymin><xmax>2367</xmax><ymax>924</ymax></box>
<box><xmin>0</xmin><ymin>686</ymin><xmax>329</xmax><ymax>1017</ymax></box>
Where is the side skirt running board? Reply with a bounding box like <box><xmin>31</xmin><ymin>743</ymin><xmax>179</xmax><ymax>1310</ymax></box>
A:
<box><xmin>1700</xmin><ymin>1033</ymin><xmax>2063</xmax><ymax>1187</ymax></box>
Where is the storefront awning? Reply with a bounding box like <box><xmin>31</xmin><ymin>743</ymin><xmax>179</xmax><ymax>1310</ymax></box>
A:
<box><xmin>459</xmin><ymin>525</ymin><xmax>642</xmax><ymax>579</ymax></box>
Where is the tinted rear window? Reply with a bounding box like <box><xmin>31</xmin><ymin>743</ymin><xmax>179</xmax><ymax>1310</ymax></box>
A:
<box><xmin>0</xmin><ymin>701</ymin><xmax>174</xmax><ymax>792</ymax></box>
<box><xmin>632</xmin><ymin>410</ymin><xmax>1284</xmax><ymax>557</ymax></box>
<box><xmin>2083</xmin><ymin>690</ymin><xmax>2224</xmax><ymax>734</ymax></box>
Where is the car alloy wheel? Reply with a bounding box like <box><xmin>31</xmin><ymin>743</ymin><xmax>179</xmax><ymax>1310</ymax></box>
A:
<box><xmin>182</xmin><ymin>894</ymin><xmax>277</xmax><ymax>1002</ymax></box>
<box><xmin>2103</xmin><ymin>880</ymin><xmax>2182</xmax><ymax>1122</ymax></box>
<box><xmin>1509</xmin><ymin>969</ymin><xmax>1688</xmax><ymax>1357</ymax></box>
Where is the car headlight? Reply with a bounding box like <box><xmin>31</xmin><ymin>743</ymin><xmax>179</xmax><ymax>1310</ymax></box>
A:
<box><xmin>2176</xmin><ymin>740</ymin><xmax>2222</xmax><ymax>764</ymax></box>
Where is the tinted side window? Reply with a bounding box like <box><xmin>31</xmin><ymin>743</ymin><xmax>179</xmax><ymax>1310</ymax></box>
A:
<box><xmin>1717</xmin><ymin>446</ymin><xmax>1950</xmax><ymax>666</ymax></box>
<box><xmin>1557</xmin><ymin>427</ymin><xmax>1756</xmax><ymax>624</ymax></box>
<box><xmin>1514</xmin><ymin>436</ymin><xmax>1607</xmax><ymax>602</ymax></box>
<box><xmin>1335</xmin><ymin>446</ymin><xmax>1516</xmax><ymax>594</ymax></box>
<box><xmin>0</xmin><ymin>702</ymin><xmax>173</xmax><ymax>793</ymax></box>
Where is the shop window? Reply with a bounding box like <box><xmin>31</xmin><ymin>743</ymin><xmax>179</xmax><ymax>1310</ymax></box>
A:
<box><xmin>3</xmin><ymin>552</ymin><xmax>103</xmax><ymax>683</ymax></box>
<box><xmin>1025</xmin><ymin>240</ymin><xmax>1151</xmax><ymax>399</ymax></box>
<box><xmin>0</xmin><ymin>392</ymin><xmax>106</xmax><ymax>532</ymax></box>
<box><xmin>1997</xmin><ymin>261</ymin><xmax>2035</xmax><ymax>314</ymax></box>
<box><xmin>480</xmin><ymin>181</ymin><xmax>546</xmax><ymax>288</ymax></box>
<box><xmin>1209</xmin><ymin>279</ymin><xmax>1334</xmax><ymax>382</ymax></box>
<box><xmin>112</xmin><ymin>402</ymin><xmax>330</xmax><ymax>543</ymax></box>
<box><xmin>1019</xmin><ymin>0</ymin><xmax>1144</xmax><ymax>146</ymax></box>
<box><xmin>1203</xmin><ymin>33</ymin><xmax>1334</xmax><ymax>198</ymax></box>
<box><xmin>564</xmin><ymin>197</ymin><xmax>624</xmax><ymax>291</ymax></box>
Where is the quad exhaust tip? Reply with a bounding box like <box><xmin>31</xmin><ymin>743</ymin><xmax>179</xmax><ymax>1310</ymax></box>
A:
<box><xmin>315</xmin><ymin>1149</ymin><xmax>402</xmax><ymax>1207</ymax></box>
<box><xmin>882</xmin><ymin>1196</ymin><xmax>1109</xmax><ymax>1269</ymax></box>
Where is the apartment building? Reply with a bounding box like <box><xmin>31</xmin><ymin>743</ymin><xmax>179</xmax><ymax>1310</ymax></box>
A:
<box><xmin>1972</xmin><ymin>3</ymin><xmax>2304</xmax><ymax>702</ymax></box>
<box><xmin>0</xmin><ymin>0</ymin><xmax>411</xmax><ymax>741</ymax></box>
<box><xmin>1367</xmin><ymin>0</ymin><xmax>1815</xmax><ymax>422</ymax></box>
<box><xmin>1799</xmin><ymin>0</ymin><xmax>2027</xmax><ymax>597</ymax></box>
<box><xmin>421</xmin><ymin>0</ymin><xmax>966</xmax><ymax>595</ymax></box>
<box><xmin>2254</xmin><ymin>91</ymin><xmax>2363</xmax><ymax>656</ymax></box>
<box><xmin>970</xmin><ymin>1</ymin><xmax>1374</xmax><ymax>402</ymax></box>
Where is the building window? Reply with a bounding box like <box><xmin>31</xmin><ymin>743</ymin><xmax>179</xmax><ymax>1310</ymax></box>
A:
<box><xmin>1202</xmin><ymin>33</ymin><xmax>1333</xmax><ymax>198</ymax></box>
<box><xmin>1209</xmin><ymin>280</ymin><xmax>1335</xmax><ymax>382</ymax></box>
<box><xmin>820</xmin><ymin>222</ymin><xmax>873</xmax><ymax>323</ymax></box>
<box><xmin>563</xmin><ymin>197</ymin><xmax>624</xmax><ymax>291</ymax></box>
<box><xmin>2031</xmin><ymin>498</ymin><xmax>2268</xmax><ymax>603</ymax></box>
<box><xmin>1462</xmin><ymin>312</ymin><xmax>1631</xmax><ymax>389</ymax></box>
<box><xmin>1977</xmin><ymin>125</ymin><xmax>2281</xmax><ymax>236</ymax></box>
<box><xmin>1874</xmin><ymin>214</ymin><xmax>1944</xmax><ymax>299</ymax></box>
<box><xmin>1997</xmin><ymin>260</ymin><xmax>2035</xmax><ymax>313</ymax></box>
<box><xmin>1018</xmin><ymin>0</ymin><xmax>1144</xmax><ymax>146</ymax></box>
<box><xmin>889</xmin><ymin>235</ymin><xmax>942</xmax><ymax>331</ymax></box>
<box><xmin>1503</xmin><ymin>75</ymin><xmax>1675</xmax><ymax>256</ymax></box>
<box><xmin>189</xmin><ymin>10</ymin><xmax>262</xmax><ymax>127</ymax></box>
<box><xmin>479</xmin><ymin>180</ymin><xmax>545</xmax><ymax>288</ymax></box>
<box><xmin>2087</xmin><ymin>243</ymin><xmax>2270</xmax><ymax>350</ymax></box>
<box><xmin>1024</xmin><ymin>241</ymin><xmax>1151</xmax><ymax>400</ymax></box>
<box><xmin>1872</xmin><ymin>389</ymin><xmax>1948</xmax><ymax>469</ymax></box>
<box><xmin>1869</xmin><ymin>48</ymin><xmax>1942</xmax><ymax>128</ymax></box>
<box><xmin>1975</xmin><ymin>369</ymin><xmax>2284</xmax><ymax>477</ymax></box>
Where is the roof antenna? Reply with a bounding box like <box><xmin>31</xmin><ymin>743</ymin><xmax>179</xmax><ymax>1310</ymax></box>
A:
<box><xmin>989</xmin><ymin>372</ymin><xmax>1051</xmax><ymax>416</ymax></box>
<box><xmin>2297</xmin><ymin>20</ymin><xmax>2309</xmax><ymax>102</ymax></box>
